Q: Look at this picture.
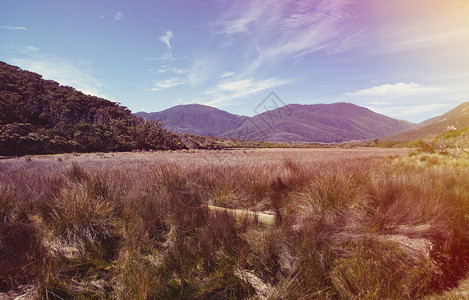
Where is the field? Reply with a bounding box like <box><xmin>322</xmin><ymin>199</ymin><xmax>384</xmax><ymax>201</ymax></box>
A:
<box><xmin>1</xmin><ymin>148</ymin><xmax>468</xmax><ymax>299</ymax></box>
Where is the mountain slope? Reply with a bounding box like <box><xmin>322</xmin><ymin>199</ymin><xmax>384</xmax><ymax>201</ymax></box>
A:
<box><xmin>138</xmin><ymin>102</ymin><xmax>415</xmax><ymax>143</ymax></box>
<box><xmin>0</xmin><ymin>61</ymin><xmax>183</xmax><ymax>155</ymax></box>
<box><xmin>224</xmin><ymin>103</ymin><xmax>414</xmax><ymax>142</ymax></box>
<box><xmin>135</xmin><ymin>104</ymin><xmax>248</xmax><ymax>137</ymax></box>
<box><xmin>385</xmin><ymin>102</ymin><xmax>469</xmax><ymax>141</ymax></box>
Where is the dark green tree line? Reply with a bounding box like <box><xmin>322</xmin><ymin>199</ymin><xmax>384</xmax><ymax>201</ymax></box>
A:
<box><xmin>0</xmin><ymin>61</ymin><xmax>185</xmax><ymax>155</ymax></box>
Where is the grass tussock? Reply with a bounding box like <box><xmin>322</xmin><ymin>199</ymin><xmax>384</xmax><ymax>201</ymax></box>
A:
<box><xmin>0</xmin><ymin>148</ymin><xmax>468</xmax><ymax>298</ymax></box>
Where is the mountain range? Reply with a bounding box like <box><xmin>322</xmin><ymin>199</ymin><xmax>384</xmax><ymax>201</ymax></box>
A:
<box><xmin>2</xmin><ymin>60</ymin><xmax>467</xmax><ymax>149</ymax></box>
<box><xmin>136</xmin><ymin>103</ymin><xmax>416</xmax><ymax>143</ymax></box>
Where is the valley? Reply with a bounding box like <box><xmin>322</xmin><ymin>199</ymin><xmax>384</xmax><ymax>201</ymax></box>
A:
<box><xmin>1</xmin><ymin>148</ymin><xmax>468</xmax><ymax>299</ymax></box>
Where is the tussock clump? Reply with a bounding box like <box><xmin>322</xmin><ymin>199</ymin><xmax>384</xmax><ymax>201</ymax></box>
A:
<box><xmin>39</xmin><ymin>186</ymin><xmax>117</xmax><ymax>258</ymax></box>
<box><xmin>0</xmin><ymin>185</ymin><xmax>15</xmax><ymax>223</ymax></box>
<box><xmin>0</xmin><ymin>221</ymin><xmax>46</xmax><ymax>291</ymax></box>
<box><xmin>68</xmin><ymin>162</ymin><xmax>89</xmax><ymax>182</ymax></box>
<box><xmin>0</xmin><ymin>184</ymin><xmax>46</xmax><ymax>291</ymax></box>
<box><xmin>330</xmin><ymin>239</ymin><xmax>437</xmax><ymax>299</ymax></box>
<box><xmin>121</xmin><ymin>191</ymin><xmax>171</xmax><ymax>252</ymax></box>
<box><xmin>1</xmin><ymin>148</ymin><xmax>468</xmax><ymax>298</ymax></box>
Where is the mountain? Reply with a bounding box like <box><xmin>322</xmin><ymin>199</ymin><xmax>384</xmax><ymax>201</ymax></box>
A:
<box><xmin>135</xmin><ymin>104</ymin><xmax>248</xmax><ymax>137</ymax></box>
<box><xmin>385</xmin><ymin>102</ymin><xmax>469</xmax><ymax>141</ymax></box>
<box><xmin>224</xmin><ymin>103</ymin><xmax>414</xmax><ymax>143</ymax></box>
<box><xmin>0</xmin><ymin>61</ymin><xmax>184</xmax><ymax>155</ymax></box>
<box><xmin>137</xmin><ymin>102</ymin><xmax>415</xmax><ymax>143</ymax></box>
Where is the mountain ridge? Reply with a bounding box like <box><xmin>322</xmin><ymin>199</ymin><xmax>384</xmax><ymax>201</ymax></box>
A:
<box><xmin>136</xmin><ymin>102</ymin><xmax>416</xmax><ymax>143</ymax></box>
<box><xmin>384</xmin><ymin>102</ymin><xmax>469</xmax><ymax>141</ymax></box>
<box><xmin>135</xmin><ymin>104</ymin><xmax>248</xmax><ymax>137</ymax></box>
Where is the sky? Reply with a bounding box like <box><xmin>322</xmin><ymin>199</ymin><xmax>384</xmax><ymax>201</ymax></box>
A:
<box><xmin>1</xmin><ymin>0</ymin><xmax>469</xmax><ymax>123</ymax></box>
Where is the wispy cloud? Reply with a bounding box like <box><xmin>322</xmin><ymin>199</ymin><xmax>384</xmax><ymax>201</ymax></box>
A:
<box><xmin>158</xmin><ymin>30</ymin><xmax>174</xmax><ymax>61</ymax></box>
<box><xmin>10</xmin><ymin>58</ymin><xmax>107</xmax><ymax>98</ymax></box>
<box><xmin>4</xmin><ymin>44</ymin><xmax>40</xmax><ymax>54</ymax></box>
<box><xmin>204</xmin><ymin>77</ymin><xmax>291</xmax><ymax>107</ymax></box>
<box><xmin>148</xmin><ymin>1</ymin><xmax>361</xmax><ymax>109</ymax></box>
<box><xmin>159</xmin><ymin>30</ymin><xmax>173</xmax><ymax>50</ymax></box>
<box><xmin>114</xmin><ymin>11</ymin><xmax>124</xmax><ymax>21</ymax></box>
<box><xmin>211</xmin><ymin>0</ymin><xmax>360</xmax><ymax>72</ymax></box>
<box><xmin>1</xmin><ymin>26</ymin><xmax>27</xmax><ymax>31</ymax></box>
<box><xmin>157</xmin><ymin>66</ymin><xmax>188</xmax><ymax>74</ymax></box>
<box><xmin>212</xmin><ymin>2</ymin><xmax>264</xmax><ymax>36</ymax></box>
<box><xmin>346</xmin><ymin>82</ymin><xmax>444</xmax><ymax>97</ymax></box>
<box><xmin>366</xmin><ymin>103</ymin><xmax>455</xmax><ymax>119</ymax></box>
<box><xmin>187</xmin><ymin>57</ymin><xmax>217</xmax><ymax>86</ymax></box>
<box><xmin>343</xmin><ymin>81</ymin><xmax>467</xmax><ymax>121</ymax></box>
<box><xmin>149</xmin><ymin>77</ymin><xmax>186</xmax><ymax>92</ymax></box>
<box><xmin>220</xmin><ymin>72</ymin><xmax>235</xmax><ymax>78</ymax></box>
<box><xmin>158</xmin><ymin>53</ymin><xmax>173</xmax><ymax>60</ymax></box>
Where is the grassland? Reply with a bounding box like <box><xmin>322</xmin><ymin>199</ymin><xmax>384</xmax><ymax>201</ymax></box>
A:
<box><xmin>1</xmin><ymin>148</ymin><xmax>468</xmax><ymax>299</ymax></box>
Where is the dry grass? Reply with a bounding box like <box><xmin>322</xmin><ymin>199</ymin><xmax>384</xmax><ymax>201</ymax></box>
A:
<box><xmin>0</xmin><ymin>148</ymin><xmax>468</xmax><ymax>299</ymax></box>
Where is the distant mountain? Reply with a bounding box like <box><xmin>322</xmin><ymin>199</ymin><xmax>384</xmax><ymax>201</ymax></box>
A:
<box><xmin>224</xmin><ymin>103</ymin><xmax>414</xmax><ymax>143</ymax></box>
<box><xmin>135</xmin><ymin>104</ymin><xmax>248</xmax><ymax>137</ymax></box>
<box><xmin>385</xmin><ymin>102</ymin><xmax>469</xmax><ymax>141</ymax></box>
<box><xmin>137</xmin><ymin>102</ymin><xmax>415</xmax><ymax>143</ymax></box>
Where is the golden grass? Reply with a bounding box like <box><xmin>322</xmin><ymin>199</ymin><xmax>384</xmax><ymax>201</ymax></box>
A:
<box><xmin>0</xmin><ymin>148</ymin><xmax>468</xmax><ymax>299</ymax></box>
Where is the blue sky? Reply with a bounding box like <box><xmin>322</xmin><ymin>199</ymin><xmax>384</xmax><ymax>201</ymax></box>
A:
<box><xmin>1</xmin><ymin>0</ymin><xmax>469</xmax><ymax>123</ymax></box>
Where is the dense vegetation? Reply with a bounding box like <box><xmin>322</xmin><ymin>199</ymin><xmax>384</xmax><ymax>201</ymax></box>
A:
<box><xmin>0</xmin><ymin>61</ymin><xmax>184</xmax><ymax>155</ymax></box>
<box><xmin>1</xmin><ymin>149</ymin><xmax>468</xmax><ymax>299</ymax></box>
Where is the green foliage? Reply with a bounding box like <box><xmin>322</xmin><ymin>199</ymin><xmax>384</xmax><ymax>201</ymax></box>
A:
<box><xmin>412</xmin><ymin>126</ymin><xmax>469</xmax><ymax>157</ymax></box>
<box><xmin>0</xmin><ymin>61</ymin><xmax>184</xmax><ymax>155</ymax></box>
<box><xmin>442</xmin><ymin>127</ymin><xmax>469</xmax><ymax>139</ymax></box>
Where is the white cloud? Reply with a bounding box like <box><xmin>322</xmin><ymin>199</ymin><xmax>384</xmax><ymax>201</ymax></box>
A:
<box><xmin>4</xmin><ymin>44</ymin><xmax>40</xmax><ymax>54</ymax></box>
<box><xmin>10</xmin><ymin>58</ymin><xmax>107</xmax><ymax>98</ymax></box>
<box><xmin>0</xmin><ymin>26</ymin><xmax>27</xmax><ymax>31</ymax></box>
<box><xmin>172</xmin><ymin>68</ymin><xmax>187</xmax><ymax>75</ymax></box>
<box><xmin>218</xmin><ymin>79</ymin><xmax>254</xmax><ymax>91</ymax></box>
<box><xmin>187</xmin><ymin>57</ymin><xmax>216</xmax><ymax>86</ymax></box>
<box><xmin>158</xmin><ymin>53</ymin><xmax>173</xmax><ymax>60</ymax></box>
<box><xmin>213</xmin><ymin>3</ymin><xmax>264</xmax><ymax>35</ymax></box>
<box><xmin>366</xmin><ymin>103</ymin><xmax>455</xmax><ymax>118</ymax></box>
<box><xmin>212</xmin><ymin>0</ymin><xmax>359</xmax><ymax>72</ymax></box>
<box><xmin>149</xmin><ymin>77</ymin><xmax>186</xmax><ymax>92</ymax></box>
<box><xmin>367</xmin><ymin>101</ymin><xmax>389</xmax><ymax>106</ymax></box>
<box><xmin>346</xmin><ymin>82</ymin><xmax>444</xmax><ymax>97</ymax></box>
<box><xmin>159</xmin><ymin>30</ymin><xmax>174</xmax><ymax>50</ymax></box>
<box><xmin>204</xmin><ymin>77</ymin><xmax>291</xmax><ymax>107</ymax></box>
<box><xmin>114</xmin><ymin>11</ymin><xmax>124</xmax><ymax>21</ymax></box>
<box><xmin>220</xmin><ymin>72</ymin><xmax>235</xmax><ymax>78</ymax></box>
<box><xmin>157</xmin><ymin>66</ymin><xmax>188</xmax><ymax>74</ymax></box>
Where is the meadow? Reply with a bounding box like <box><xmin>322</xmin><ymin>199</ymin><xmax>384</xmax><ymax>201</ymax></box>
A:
<box><xmin>1</xmin><ymin>148</ymin><xmax>468</xmax><ymax>299</ymax></box>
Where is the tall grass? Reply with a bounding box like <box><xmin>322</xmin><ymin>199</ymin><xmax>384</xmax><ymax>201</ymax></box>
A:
<box><xmin>0</xmin><ymin>149</ymin><xmax>468</xmax><ymax>298</ymax></box>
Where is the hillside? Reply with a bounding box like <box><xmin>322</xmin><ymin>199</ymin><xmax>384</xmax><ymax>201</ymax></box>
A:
<box><xmin>224</xmin><ymin>103</ymin><xmax>414</xmax><ymax>143</ymax></box>
<box><xmin>385</xmin><ymin>102</ymin><xmax>469</xmax><ymax>141</ymax></box>
<box><xmin>138</xmin><ymin>103</ymin><xmax>415</xmax><ymax>143</ymax></box>
<box><xmin>0</xmin><ymin>61</ymin><xmax>184</xmax><ymax>155</ymax></box>
<box><xmin>135</xmin><ymin>104</ymin><xmax>248</xmax><ymax>137</ymax></box>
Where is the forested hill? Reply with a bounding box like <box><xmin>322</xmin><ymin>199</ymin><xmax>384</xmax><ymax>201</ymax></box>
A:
<box><xmin>0</xmin><ymin>61</ymin><xmax>184</xmax><ymax>155</ymax></box>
